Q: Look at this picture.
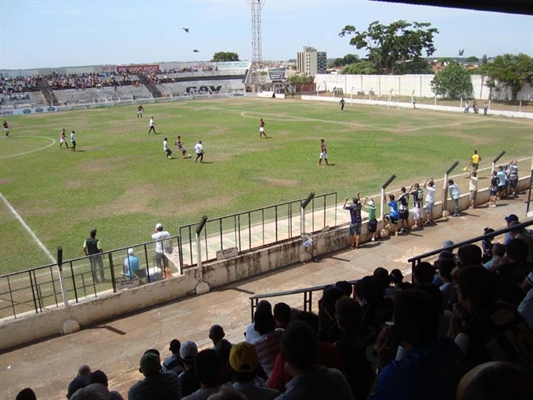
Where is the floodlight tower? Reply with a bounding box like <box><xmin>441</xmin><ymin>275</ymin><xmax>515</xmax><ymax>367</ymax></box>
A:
<box><xmin>248</xmin><ymin>0</ymin><xmax>265</xmax><ymax>91</ymax></box>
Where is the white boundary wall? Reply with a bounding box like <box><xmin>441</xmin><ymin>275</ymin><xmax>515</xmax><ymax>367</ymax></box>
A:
<box><xmin>316</xmin><ymin>74</ymin><xmax>533</xmax><ymax>101</ymax></box>
<box><xmin>302</xmin><ymin>95</ymin><xmax>533</xmax><ymax>119</ymax></box>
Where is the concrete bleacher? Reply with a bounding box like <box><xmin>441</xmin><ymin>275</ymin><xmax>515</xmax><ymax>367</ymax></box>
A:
<box><xmin>0</xmin><ymin>91</ymin><xmax>47</xmax><ymax>107</ymax></box>
<box><xmin>53</xmin><ymin>85</ymin><xmax>152</xmax><ymax>105</ymax></box>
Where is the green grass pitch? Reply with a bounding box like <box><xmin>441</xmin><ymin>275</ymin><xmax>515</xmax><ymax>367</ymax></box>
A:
<box><xmin>0</xmin><ymin>97</ymin><xmax>531</xmax><ymax>274</ymax></box>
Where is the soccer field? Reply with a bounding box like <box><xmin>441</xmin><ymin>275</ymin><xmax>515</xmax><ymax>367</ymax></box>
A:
<box><xmin>0</xmin><ymin>97</ymin><xmax>532</xmax><ymax>274</ymax></box>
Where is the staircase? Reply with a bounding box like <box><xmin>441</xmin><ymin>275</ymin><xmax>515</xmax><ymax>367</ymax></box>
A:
<box><xmin>136</xmin><ymin>74</ymin><xmax>163</xmax><ymax>98</ymax></box>
<box><xmin>37</xmin><ymin>78</ymin><xmax>59</xmax><ymax>106</ymax></box>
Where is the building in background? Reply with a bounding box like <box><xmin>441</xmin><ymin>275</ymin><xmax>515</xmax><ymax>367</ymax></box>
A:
<box><xmin>297</xmin><ymin>46</ymin><xmax>327</xmax><ymax>77</ymax></box>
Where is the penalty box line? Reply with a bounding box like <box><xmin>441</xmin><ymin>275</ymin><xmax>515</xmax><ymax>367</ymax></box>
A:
<box><xmin>0</xmin><ymin>192</ymin><xmax>56</xmax><ymax>264</ymax></box>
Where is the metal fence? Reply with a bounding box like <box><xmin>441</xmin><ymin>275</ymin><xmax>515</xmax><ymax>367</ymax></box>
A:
<box><xmin>178</xmin><ymin>192</ymin><xmax>338</xmax><ymax>269</ymax></box>
<box><xmin>0</xmin><ymin>236</ymin><xmax>180</xmax><ymax>320</ymax></box>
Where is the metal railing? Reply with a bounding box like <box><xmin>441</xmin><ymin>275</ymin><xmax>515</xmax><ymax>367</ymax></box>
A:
<box><xmin>0</xmin><ymin>235</ymin><xmax>180</xmax><ymax>320</ymax></box>
<box><xmin>178</xmin><ymin>192</ymin><xmax>337</xmax><ymax>269</ymax></box>
<box><xmin>249</xmin><ymin>279</ymin><xmax>359</xmax><ymax>322</ymax></box>
<box><xmin>407</xmin><ymin>220</ymin><xmax>533</xmax><ymax>280</ymax></box>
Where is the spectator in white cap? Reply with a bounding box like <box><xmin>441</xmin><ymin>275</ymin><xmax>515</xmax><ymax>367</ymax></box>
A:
<box><xmin>179</xmin><ymin>341</ymin><xmax>200</xmax><ymax>397</ymax></box>
<box><xmin>151</xmin><ymin>223</ymin><xmax>172</xmax><ymax>272</ymax></box>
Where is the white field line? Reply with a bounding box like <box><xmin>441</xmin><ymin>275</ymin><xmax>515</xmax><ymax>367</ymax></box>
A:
<box><xmin>0</xmin><ymin>193</ymin><xmax>56</xmax><ymax>263</ymax></box>
<box><xmin>240</xmin><ymin>111</ymin><xmax>490</xmax><ymax>133</ymax></box>
<box><xmin>0</xmin><ymin>136</ymin><xmax>56</xmax><ymax>159</ymax></box>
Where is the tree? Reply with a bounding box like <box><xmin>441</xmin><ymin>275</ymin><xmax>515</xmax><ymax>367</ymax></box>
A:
<box><xmin>288</xmin><ymin>75</ymin><xmax>314</xmax><ymax>84</ymax></box>
<box><xmin>431</xmin><ymin>62</ymin><xmax>473</xmax><ymax>99</ymax></box>
<box><xmin>339</xmin><ymin>20</ymin><xmax>438</xmax><ymax>75</ymax></box>
<box><xmin>211</xmin><ymin>52</ymin><xmax>240</xmax><ymax>62</ymax></box>
<box><xmin>481</xmin><ymin>53</ymin><xmax>533</xmax><ymax>101</ymax></box>
<box><xmin>396</xmin><ymin>58</ymin><xmax>434</xmax><ymax>74</ymax></box>
<box><xmin>466</xmin><ymin>56</ymin><xmax>479</xmax><ymax>63</ymax></box>
<box><xmin>332</xmin><ymin>54</ymin><xmax>359</xmax><ymax>68</ymax></box>
<box><xmin>342</xmin><ymin>61</ymin><xmax>376</xmax><ymax>75</ymax></box>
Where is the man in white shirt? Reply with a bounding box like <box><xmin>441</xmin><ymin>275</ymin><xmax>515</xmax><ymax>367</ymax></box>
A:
<box><xmin>194</xmin><ymin>141</ymin><xmax>204</xmax><ymax>163</ymax></box>
<box><xmin>148</xmin><ymin>117</ymin><xmax>157</xmax><ymax>134</ymax></box>
<box><xmin>151</xmin><ymin>223</ymin><xmax>171</xmax><ymax>272</ymax></box>
<box><xmin>424</xmin><ymin>178</ymin><xmax>436</xmax><ymax>225</ymax></box>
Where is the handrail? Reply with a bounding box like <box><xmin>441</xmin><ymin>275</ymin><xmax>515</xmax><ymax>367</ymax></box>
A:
<box><xmin>407</xmin><ymin>220</ymin><xmax>533</xmax><ymax>264</ymax></box>
<box><xmin>249</xmin><ymin>279</ymin><xmax>359</xmax><ymax>322</ymax></box>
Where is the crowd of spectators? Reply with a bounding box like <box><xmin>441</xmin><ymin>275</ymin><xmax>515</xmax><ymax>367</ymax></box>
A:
<box><xmin>1</xmin><ymin>76</ymin><xmax>37</xmax><ymax>94</ymax></box>
<box><xmin>42</xmin><ymin>72</ymin><xmax>135</xmax><ymax>90</ymax></box>
<box><xmin>16</xmin><ymin>218</ymin><xmax>533</xmax><ymax>399</ymax></box>
<box><xmin>159</xmin><ymin>65</ymin><xmax>216</xmax><ymax>75</ymax></box>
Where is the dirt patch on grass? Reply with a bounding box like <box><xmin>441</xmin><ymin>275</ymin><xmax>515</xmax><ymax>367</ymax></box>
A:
<box><xmin>101</xmin><ymin>184</ymin><xmax>159</xmax><ymax>216</ymax></box>
<box><xmin>66</xmin><ymin>180</ymin><xmax>83</xmax><ymax>188</ymax></box>
<box><xmin>257</xmin><ymin>177</ymin><xmax>299</xmax><ymax>187</ymax></box>
<box><xmin>78</xmin><ymin>157</ymin><xmax>131</xmax><ymax>172</ymax></box>
<box><xmin>0</xmin><ymin>178</ymin><xmax>14</xmax><ymax>185</ymax></box>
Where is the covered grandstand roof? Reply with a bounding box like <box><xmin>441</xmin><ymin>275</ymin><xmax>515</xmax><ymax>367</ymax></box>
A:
<box><xmin>373</xmin><ymin>0</ymin><xmax>533</xmax><ymax>16</ymax></box>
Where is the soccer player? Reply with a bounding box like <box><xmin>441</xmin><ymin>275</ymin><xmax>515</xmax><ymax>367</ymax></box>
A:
<box><xmin>148</xmin><ymin>117</ymin><xmax>157</xmax><ymax>134</ymax></box>
<box><xmin>163</xmin><ymin>138</ymin><xmax>172</xmax><ymax>159</ymax></box>
<box><xmin>194</xmin><ymin>141</ymin><xmax>204</xmax><ymax>163</ymax></box>
<box><xmin>59</xmin><ymin>128</ymin><xmax>69</xmax><ymax>149</ymax></box>
<box><xmin>175</xmin><ymin>136</ymin><xmax>187</xmax><ymax>158</ymax></box>
<box><xmin>137</xmin><ymin>104</ymin><xmax>144</xmax><ymax>118</ymax></box>
<box><xmin>70</xmin><ymin>130</ymin><xmax>76</xmax><ymax>152</ymax></box>
<box><xmin>3</xmin><ymin>120</ymin><xmax>9</xmax><ymax>137</ymax></box>
<box><xmin>318</xmin><ymin>139</ymin><xmax>329</xmax><ymax>166</ymax></box>
<box><xmin>470</xmin><ymin>150</ymin><xmax>481</xmax><ymax>172</ymax></box>
<box><xmin>259</xmin><ymin>118</ymin><xmax>267</xmax><ymax>139</ymax></box>
<box><xmin>339</xmin><ymin>97</ymin><xmax>345</xmax><ymax>111</ymax></box>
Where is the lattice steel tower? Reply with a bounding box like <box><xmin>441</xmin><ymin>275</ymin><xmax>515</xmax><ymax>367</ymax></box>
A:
<box><xmin>248</xmin><ymin>0</ymin><xmax>265</xmax><ymax>90</ymax></box>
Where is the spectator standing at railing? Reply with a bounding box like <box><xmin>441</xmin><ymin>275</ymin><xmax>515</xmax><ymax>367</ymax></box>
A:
<box><xmin>343</xmin><ymin>194</ymin><xmax>362</xmax><ymax>249</ymax></box>
<box><xmin>447</xmin><ymin>179</ymin><xmax>461</xmax><ymax>217</ymax></box>
<box><xmin>508</xmin><ymin>160</ymin><xmax>519</xmax><ymax>198</ymax></box>
<box><xmin>468</xmin><ymin>171</ymin><xmax>478</xmax><ymax>209</ymax></box>
<box><xmin>424</xmin><ymin>178</ymin><xmax>436</xmax><ymax>225</ymax></box>
<box><xmin>397</xmin><ymin>187</ymin><xmax>410</xmax><ymax>234</ymax></box>
<box><xmin>152</xmin><ymin>223</ymin><xmax>171</xmax><ymax>273</ymax></box>
<box><xmin>84</xmin><ymin>229</ymin><xmax>105</xmax><ymax>283</ymax></box>
<box><xmin>363</xmin><ymin>197</ymin><xmax>378</xmax><ymax>242</ymax></box>
<box><xmin>409</xmin><ymin>184</ymin><xmax>423</xmax><ymax>230</ymax></box>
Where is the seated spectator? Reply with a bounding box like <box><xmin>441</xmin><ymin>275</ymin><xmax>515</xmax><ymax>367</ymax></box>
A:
<box><xmin>508</xmin><ymin>220</ymin><xmax>533</xmax><ymax>263</ymax></box>
<box><xmin>414</xmin><ymin>262</ymin><xmax>436</xmax><ymax>284</ymax></box>
<box><xmin>71</xmin><ymin>383</ymin><xmax>109</xmax><ymax>400</ymax></box>
<box><xmin>334</xmin><ymin>297</ymin><xmax>375</xmax><ymax>400</ymax></box>
<box><xmin>183</xmin><ymin>349</ymin><xmax>222</xmax><ymax>400</ymax></box>
<box><xmin>209</xmin><ymin>325</ymin><xmax>232</xmax><ymax>383</ymax></box>
<box><xmin>482</xmin><ymin>228</ymin><xmax>495</xmax><ymax>264</ymax></box>
<box><xmin>389</xmin><ymin>269</ymin><xmax>412</xmax><ymax>292</ymax></box>
<box><xmin>355</xmin><ymin>276</ymin><xmax>393</xmax><ymax>333</ymax></box>
<box><xmin>206</xmin><ymin>386</ymin><xmax>247</xmax><ymax>400</ymax></box>
<box><xmin>276</xmin><ymin>320</ymin><xmax>354</xmax><ymax>400</ymax></box>
<box><xmin>335</xmin><ymin>280</ymin><xmax>353</xmax><ymax>297</ymax></box>
<box><xmin>251</xmin><ymin>308</ymin><xmax>283</xmax><ymax>378</ymax></box>
<box><xmin>245</xmin><ymin>300</ymin><xmax>271</xmax><ymax>343</ymax></box>
<box><xmin>67</xmin><ymin>365</ymin><xmax>92</xmax><ymax>399</ymax></box>
<box><xmin>499</xmin><ymin>238</ymin><xmax>533</xmax><ymax>285</ymax></box>
<box><xmin>162</xmin><ymin>339</ymin><xmax>184</xmax><ymax>375</ymax></box>
<box><xmin>16</xmin><ymin>388</ymin><xmax>37</xmax><ymax>400</ymax></box>
<box><xmin>483</xmin><ymin>243</ymin><xmax>505</xmax><ymax>271</ymax></box>
<box><xmin>457</xmin><ymin>244</ymin><xmax>482</xmax><ymax>268</ymax></box>
<box><xmin>90</xmin><ymin>370</ymin><xmax>123</xmax><ymax>400</ymax></box>
<box><xmin>318</xmin><ymin>286</ymin><xmax>344</xmax><ymax>343</ymax></box>
<box><xmin>436</xmin><ymin>258</ymin><xmax>457</xmax><ymax>309</ymax></box>
<box><xmin>179</xmin><ymin>341</ymin><xmax>201</xmax><ymax>397</ymax></box>
<box><xmin>128</xmin><ymin>349</ymin><xmax>182</xmax><ymax>400</ymax></box>
<box><xmin>123</xmin><ymin>248</ymin><xmax>140</xmax><ymax>279</ymax></box>
<box><xmin>448</xmin><ymin>266</ymin><xmax>533</xmax><ymax>368</ymax></box>
<box><xmin>229</xmin><ymin>342</ymin><xmax>280</xmax><ymax>399</ymax></box>
<box><xmin>371</xmin><ymin>289</ymin><xmax>466</xmax><ymax>400</ymax></box>
<box><xmin>416</xmin><ymin>282</ymin><xmax>451</xmax><ymax>339</ymax></box>
<box><xmin>273</xmin><ymin>302</ymin><xmax>292</xmax><ymax>329</ymax></box>
<box><xmin>269</xmin><ymin>311</ymin><xmax>344</xmax><ymax>394</ymax></box>
<box><xmin>373</xmin><ymin>267</ymin><xmax>390</xmax><ymax>291</ymax></box>
<box><xmin>519</xmin><ymin>272</ymin><xmax>533</xmax><ymax>330</ymax></box>
<box><xmin>456</xmin><ymin>361</ymin><xmax>533</xmax><ymax>400</ymax></box>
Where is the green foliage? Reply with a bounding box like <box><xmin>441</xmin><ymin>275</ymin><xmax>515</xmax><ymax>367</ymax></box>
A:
<box><xmin>466</xmin><ymin>56</ymin><xmax>479</xmax><ymax>63</ymax></box>
<box><xmin>211</xmin><ymin>51</ymin><xmax>240</xmax><ymax>62</ymax></box>
<box><xmin>341</xmin><ymin>61</ymin><xmax>376</xmax><ymax>75</ymax></box>
<box><xmin>395</xmin><ymin>58</ymin><xmax>434</xmax><ymax>74</ymax></box>
<box><xmin>481</xmin><ymin>53</ymin><xmax>533</xmax><ymax>101</ymax></box>
<box><xmin>431</xmin><ymin>62</ymin><xmax>473</xmax><ymax>99</ymax></box>
<box><xmin>332</xmin><ymin>54</ymin><xmax>359</xmax><ymax>67</ymax></box>
<box><xmin>288</xmin><ymin>75</ymin><xmax>314</xmax><ymax>84</ymax></box>
<box><xmin>339</xmin><ymin>20</ymin><xmax>438</xmax><ymax>75</ymax></box>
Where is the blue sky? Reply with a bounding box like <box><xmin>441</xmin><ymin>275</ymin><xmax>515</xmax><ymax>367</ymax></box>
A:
<box><xmin>1</xmin><ymin>0</ymin><xmax>532</xmax><ymax>70</ymax></box>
